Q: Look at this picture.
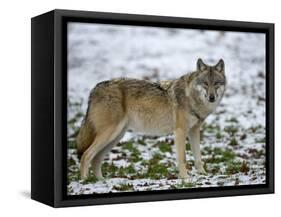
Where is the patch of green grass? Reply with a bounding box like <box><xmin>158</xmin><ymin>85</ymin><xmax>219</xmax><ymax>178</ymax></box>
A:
<box><xmin>224</xmin><ymin>125</ymin><xmax>238</xmax><ymax>136</ymax></box>
<box><xmin>205</xmin><ymin>147</ymin><xmax>236</xmax><ymax>164</ymax></box>
<box><xmin>157</xmin><ymin>142</ymin><xmax>172</xmax><ymax>153</ymax></box>
<box><xmin>112</xmin><ymin>183</ymin><xmax>134</xmax><ymax>191</ymax></box>
<box><xmin>226</xmin><ymin>117</ymin><xmax>239</xmax><ymax>123</ymax></box>
<box><xmin>137</xmin><ymin>139</ymin><xmax>146</xmax><ymax>145</ymax></box>
<box><xmin>130</xmin><ymin>151</ymin><xmax>142</xmax><ymax>162</ymax></box>
<box><xmin>214</xmin><ymin>148</ymin><xmax>235</xmax><ymax>159</ymax></box>
<box><xmin>147</xmin><ymin>153</ymin><xmax>163</xmax><ymax>165</ymax></box>
<box><xmin>140</xmin><ymin>153</ymin><xmax>171</xmax><ymax>179</ymax></box>
<box><xmin>203</xmin><ymin>123</ymin><xmax>221</xmax><ymax>133</ymax></box>
<box><xmin>216</xmin><ymin>131</ymin><xmax>223</xmax><ymax>139</ymax></box>
<box><xmin>255</xmin><ymin>137</ymin><xmax>266</xmax><ymax>143</ymax></box>
<box><xmin>102</xmin><ymin>162</ymin><xmax>138</xmax><ymax>178</ymax></box>
<box><xmin>67</xmin><ymin>154</ymin><xmax>80</xmax><ymax>183</ymax></box>
<box><xmin>69</xmin><ymin>112</ymin><xmax>84</xmax><ymax>123</ymax></box>
<box><xmin>129</xmin><ymin>147</ymin><xmax>142</xmax><ymax>162</ymax></box>
<box><xmin>205</xmin><ymin>158</ymin><xmax>222</xmax><ymax>164</ymax></box>
<box><xmin>224</xmin><ymin>161</ymin><xmax>249</xmax><ymax>175</ymax></box>
<box><xmin>202</xmin><ymin>146</ymin><xmax>212</xmax><ymax>155</ymax></box>
<box><xmin>102</xmin><ymin>162</ymin><xmax>119</xmax><ymax>178</ymax></box>
<box><xmin>118</xmin><ymin>164</ymin><xmax>137</xmax><ymax>177</ymax></box>
<box><xmin>147</xmin><ymin>164</ymin><xmax>169</xmax><ymax>179</ymax></box>
<box><xmin>210</xmin><ymin>165</ymin><xmax>221</xmax><ymax>174</ymax></box>
<box><xmin>229</xmin><ymin>137</ymin><xmax>239</xmax><ymax>146</ymax></box>
<box><xmin>122</xmin><ymin>141</ymin><xmax>142</xmax><ymax>162</ymax></box>
<box><xmin>225</xmin><ymin>161</ymin><xmax>243</xmax><ymax>175</ymax></box>
<box><xmin>68</xmin><ymin>160</ymin><xmax>76</xmax><ymax>170</ymax></box>
<box><xmin>171</xmin><ymin>180</ymin><xmax>195</xmax><ymax>189</ymax></box>
<box><xmin>123</xmin><ymin>142</ymin><xmax>134</xmax><ymax>151</ymax></box>
<box><xmin>199</xmin><ymin>123</ymin><xmax>224</xmax><ymax>139</ymax></box>
<box><xmin>186</xmin><ymin>143</ymin><xmax>191</xmax><ymax>151</ymax></box>
<box><xmin>68</xmin><ymin>140</ymin><xmax>76</xmax><ymax>149</ymax></box>
<box><xmin>81</xmin><ymin>175</ymin><xmax>99</xmax><ymax>184</ymax></box>
<box><xmin>67</xmin><ymin>168</ymin><xmax>80</xmax><ymax>184</ymax></box>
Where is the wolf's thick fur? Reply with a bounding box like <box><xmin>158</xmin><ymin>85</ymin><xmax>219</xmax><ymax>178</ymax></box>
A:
<box><xmin>77</xmin><ymin>59</ymin><xmax>226</xmax><ymax>180</ymax></box>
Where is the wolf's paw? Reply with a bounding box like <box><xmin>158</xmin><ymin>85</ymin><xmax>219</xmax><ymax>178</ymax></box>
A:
<box><xmin>179</xmin><ymin>171</ymin><xmax>192</xmax><ymax>182</ymax></box>
<box><xmin>180</xmin><ymin>175</ymin><xmax>192</xmax><ymax>183</ymax></box>
<box><xmin>93</xmin><ymin>171</ymin><xmax>104</xmax><ymax>181</ymax></box>
<box><xmin>80</xmin><ymin>171</ymin><xmax>89</xmax><ymax>180</ymax></box>
<box><xmin>195</xmin><ymin>162</ymin><xmax>207</xmax><ymax>175</ymax></box>
<box><xmin>95</xmin><ymin>175</ymin><xmax>105</xmax><ymax>181</ymax></box>
<box><xmin>80</xmin><ymin>166</ymin><xmax>89</xmax><ymax>180</ymax></box>
<box><xmin>197</xmin><ymin>167</ymin><xmax>207</xmax><ymax>175</ymax></box>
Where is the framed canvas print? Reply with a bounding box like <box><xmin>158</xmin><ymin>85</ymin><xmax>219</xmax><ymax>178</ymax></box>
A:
<box><xmin>31</xmin><ymin>9</ymin><xmax>274</xmax><ymax>207</ymax></box>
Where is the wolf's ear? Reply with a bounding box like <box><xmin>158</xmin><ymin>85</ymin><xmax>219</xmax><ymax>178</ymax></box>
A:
<box><xmin>197</xmin><ymin>58</ymin><xmax>207</xmax><ymax>72</ymax></box>
<box><xmin>215</xmin><ymin>59</ymin><xmax>225</xmax><ymax>73</ymax></box>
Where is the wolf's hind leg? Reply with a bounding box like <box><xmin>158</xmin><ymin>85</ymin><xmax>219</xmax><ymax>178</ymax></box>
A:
<box><xmin>91</xmin><ymin>129</ymin><xmax>126</xmax><ymax>180</ymax></box>
<box><xmin>80</xmin><ymin>120</ymin><xmax>127</xmax><ymax>179</ymax></box>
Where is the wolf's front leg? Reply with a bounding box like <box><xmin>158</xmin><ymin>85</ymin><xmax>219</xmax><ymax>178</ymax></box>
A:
<box><xmin>188</xmin><ymin>124</ymin><xmax>206</xmax><ymax>174</ymax></box>
<box><xmin>174</xmin><ymin>128</ymin><xmax>189</xmax><ymax>180</ymax></box>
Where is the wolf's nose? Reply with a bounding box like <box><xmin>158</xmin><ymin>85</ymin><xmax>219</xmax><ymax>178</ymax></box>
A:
<box><xmin>209</xmin><ymin>95</ymin><xmax>215</xmax><ymax>102</ymax></box>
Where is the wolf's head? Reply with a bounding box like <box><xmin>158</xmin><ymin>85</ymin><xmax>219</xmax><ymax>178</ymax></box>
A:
<box><xmin>191</xmin><ymin>58</ymin><xmax>226</xmax><ymax>104</ymax></box>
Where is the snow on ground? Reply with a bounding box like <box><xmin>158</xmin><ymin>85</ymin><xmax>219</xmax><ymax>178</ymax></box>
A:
<box><xmin>67</xmin><ymin>22</ymin><xmax>266</xmax><ymax>195</ymax></box>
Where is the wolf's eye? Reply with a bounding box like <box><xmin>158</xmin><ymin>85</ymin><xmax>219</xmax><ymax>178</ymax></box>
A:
<box><xmin>215</xmin><ymin>81</ymin><xmax>224</xmax><ymax>86</ymax></box>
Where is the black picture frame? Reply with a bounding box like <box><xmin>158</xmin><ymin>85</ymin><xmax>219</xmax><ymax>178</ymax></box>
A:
<box><xmin>31</xmin><ymin>9</ymin><xmax>274</xmax><ymax>207</ymax></box>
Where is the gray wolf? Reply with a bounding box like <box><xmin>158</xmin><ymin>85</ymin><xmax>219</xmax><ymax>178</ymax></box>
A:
<box><xmin>76</xmin><ymin>59</ymin><xmax>226</xmax><ymax>180</ymax></box>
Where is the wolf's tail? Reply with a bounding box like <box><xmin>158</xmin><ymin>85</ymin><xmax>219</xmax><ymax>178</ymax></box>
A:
<box><xmin>76</xmin><ymin>120</ymin><xmax>96</xmax><ymax>159</ymax></box>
